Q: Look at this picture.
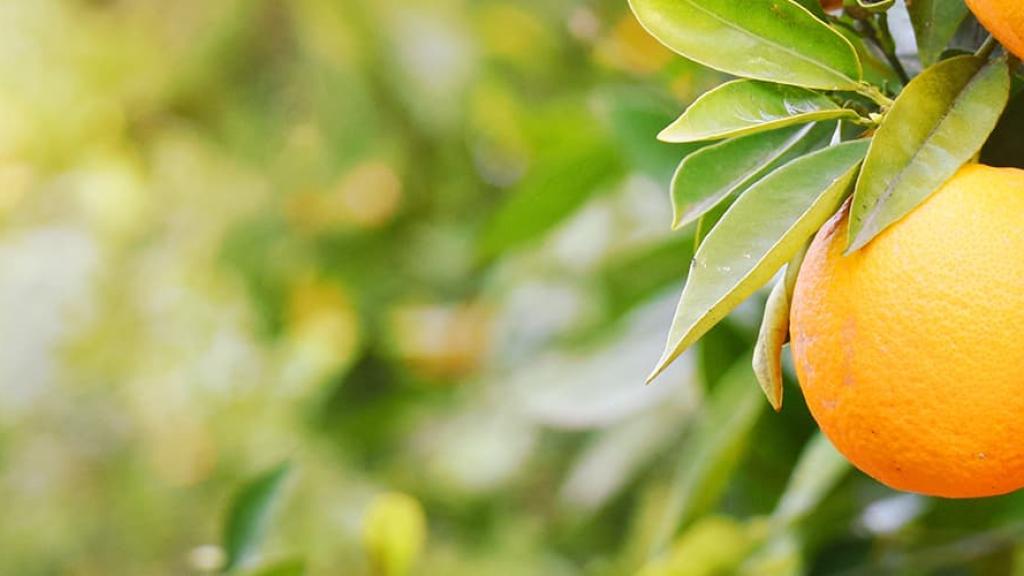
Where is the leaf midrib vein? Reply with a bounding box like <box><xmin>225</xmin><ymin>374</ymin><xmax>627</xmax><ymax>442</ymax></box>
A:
<box><xmin>857</xmin><ymin>62</ymin><xmax>988</xmax><ymax>240</ymax></box>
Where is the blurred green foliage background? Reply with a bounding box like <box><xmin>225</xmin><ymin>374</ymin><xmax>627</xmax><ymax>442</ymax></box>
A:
<box><xmin>4</xmin><ymin>1</ymin><xmax>1024</xmax><ymax>575</ymax></box>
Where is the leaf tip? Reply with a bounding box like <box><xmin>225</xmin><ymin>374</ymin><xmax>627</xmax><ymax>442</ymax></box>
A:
<box><xmin>843</xmin><ymin>229</ymin><xmax>869</xmax><ymax>256</ymax></box>
<box><xmin>644</xmin><ymin>364</ymin><xmax>665</xmax><ymax>385</ymax></box>
<box><xmin>842</xmin><ymin>209</ymin><xmax>867</xmax><ymax>255</ymax></box>
<box><xmin>656</xmin><ymin>126</ymin><xmax>681</xmax><ymax>143</ymax></box>
<box><xmin>752</xmin><ymin>351</ymin><xmax>784</xmax><ymax>412</ymax></box>
<box><xmin>645</xmin><ymin>348</ymin><xmax>679</xmax><ymax>384</ymax></box>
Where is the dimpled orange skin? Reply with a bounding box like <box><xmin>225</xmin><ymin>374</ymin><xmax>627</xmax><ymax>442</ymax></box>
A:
<box><xmin>966</xmin><ymin>0</ymin><xmax>1024</xmax><ymax>59</ymax></box>
<box><xmin>790</xmin><ymin>164</ymin><xmax>1024</xmax><ymax>498</ymax></box>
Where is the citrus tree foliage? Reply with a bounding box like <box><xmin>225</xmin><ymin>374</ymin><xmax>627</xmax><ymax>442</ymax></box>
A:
<box><xmin>634</xmin><ymin>0</ymin><xmax>1015</xmax><ymax>402</ymax></box>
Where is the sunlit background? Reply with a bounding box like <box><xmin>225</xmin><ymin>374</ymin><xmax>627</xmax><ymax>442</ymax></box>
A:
<box><xmin>4</xmin><ymin>1</ymin><xmax>1024</xmax><ymax>575</ymax></box>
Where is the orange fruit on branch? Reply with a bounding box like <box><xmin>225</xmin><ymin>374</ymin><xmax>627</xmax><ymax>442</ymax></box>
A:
<box><xmin>966</xmin><ymin>0</ymin><xmax>1024</xmax><ymax>59</ymax></box>
<box><xmin>790</xmin><ymin>164</ymin><xmax>1024</xmax><ymax>498</ymax></box>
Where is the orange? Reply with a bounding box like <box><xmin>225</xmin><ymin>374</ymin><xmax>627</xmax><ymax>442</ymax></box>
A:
<box><xmin>790</xmin><ymin>164</ymin><xmax>1024</xmax><ymax>498</ymax></box>
<box><xmin>966</xmin><ymin>0</ymin><xmax>1024</xmax><ymax>60</ymax></box>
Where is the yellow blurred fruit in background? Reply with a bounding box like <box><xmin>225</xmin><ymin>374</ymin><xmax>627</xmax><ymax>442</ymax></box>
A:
<box><xmin>594</xmin><ymin>15</ymin><xmax>674</xmax><ymax>75</ymax></box>
<box><xmin>388</xmin><ymin>302</ymin><xmax>490</xmax><ymax>381</ymax></box>
<box><xmin>282</xmin><ymin>277</ymin><xmax>361</xmax><ymax>391</ymax></box>
<box><xmin>287</xmin><ymin>160</ymin><xmax>403</xmax><ymax>233</ymax></box>
<box><xmin>362</xmin><ymin>492</ymin><xmax>427</xmax><ymax>576</ymax></box>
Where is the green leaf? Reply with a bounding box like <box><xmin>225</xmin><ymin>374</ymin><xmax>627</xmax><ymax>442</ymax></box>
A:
<box><xmin>907</xmin><ymin>0</ymin><xmax>970</xmax><ymax>67</ymax></box>
<box><xmin>847</xmin><ymin>56</ymin><xmax>1010</xmax><ymax>252</ymax></box>
<box><xmin>648</xmin><ymin>354</ymin><xmax>765</xmax><ymax>556</ymax></box>
<box><xmin>751</xmin><ymin>243</ymin><xmax>807</xmax><ymax>412</ymax></box>
<box><xmin>772</xmin><ymin>433</ymin><xmax>849</xmax><ymax>526</ymax></box>
<box><xmin>478</xmin><ymin>108</ymin><xmax>623</xmax><ymax>259</ymax></box>
<box><xmin>659</xmin><ymin>80</ymin><xmax>857</xmax><ymax>143</ymax></box>
<box><xmin>649</xmin><ymin>141</ymin><xmax>868</xmax><ymax>382</ymax></box>
<box><xmin>223</xmin><ymin>463</ymin><xmax>291</xmax><ymax>573</ymax></box>
<box><xmin>671</xmin><ymin>122</ymin><xmax>836</xmax><ymax>229</ymax></box>
<box><xmin>628</xmin><ymin>0</ymin><xmax>862</xmax><ymax>90</ymax></box>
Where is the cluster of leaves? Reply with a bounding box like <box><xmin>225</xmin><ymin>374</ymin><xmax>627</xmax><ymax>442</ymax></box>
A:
<box><xmin>632</xmin><ymin>0</ymin><xmax>1021</xmax><ymax>409</ymax></box>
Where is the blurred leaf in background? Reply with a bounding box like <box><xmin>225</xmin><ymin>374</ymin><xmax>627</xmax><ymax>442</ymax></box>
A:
<box><xmin>223</xmin><ymin>463</ymin><xmax>291</xmax><ymax>573</ymax></box>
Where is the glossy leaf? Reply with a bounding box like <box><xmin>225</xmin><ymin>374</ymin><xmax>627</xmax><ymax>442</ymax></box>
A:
<box><xmin>628</xmin><ymin>0</ymin><xmax>862</xmax><ymax>90</ymax></box>
<box><xmin>691</xmin><ymin>196</ymin><xmax>737</xmax><ymax>255</ymax></box>
<box><xmin>659</xmin><ymin>80</ymin><xmax>856</xmax><ymax>143</ymax></box>
<box><xmin>223</xmin><ymin>463</ymin><xmax>291</xmax><ymax>573</ymax></box>
<box><xmin>648</xmin><ymin>354</ymin><xmax>764</xmax><ymax>555</ymax></box>
<box><xmin>671</xmin><ymin>122</ymin><xmax>836</xmax><ymax>229</ymax></box>
<box><xmin>773</xmin><ymin>433</ymin><xmax>849</xmax><ymax>525</ymax></box>
<box><xmin>752</xmin><ymin>241</ymin><xmax>807</xmax><ymax>412</ymax></box>
<box><xmin>847</xmin><ymin>56</ymin><xmax>1010</xmax><ymax>252</ymax></box>
<box><xmin>649</xmin><ymin>141</ymin><xmax>868</xmax><ymax>383</ymax></box>
<box><xmin>907</xmin><ymin>0</ymin><xmax>970</xmax><ymax>67</ymax></box>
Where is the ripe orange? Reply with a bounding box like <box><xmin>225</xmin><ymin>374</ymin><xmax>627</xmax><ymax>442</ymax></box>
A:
<box><xmin>790</xmin><ymin>164</ymin><xmax>1024</xmax><ymax>498</ymax></box>
<box><xmin>966</xmin><ymin>0</ymin><xmax>1024</xmax><ymax>60</ymax></box>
